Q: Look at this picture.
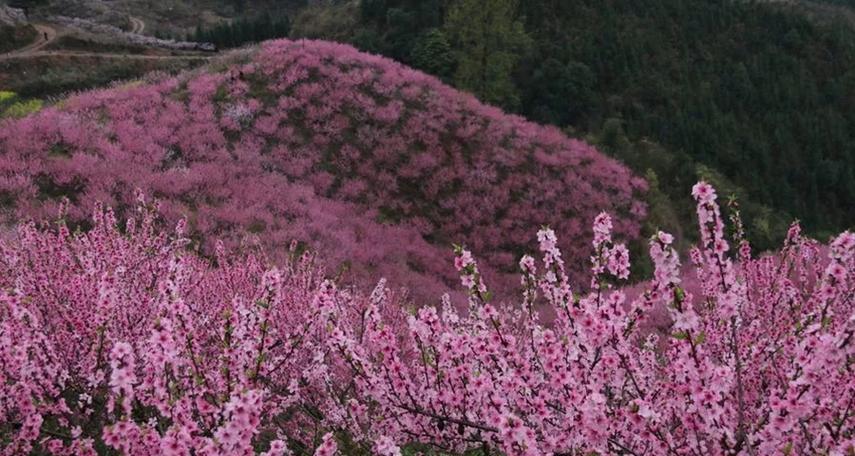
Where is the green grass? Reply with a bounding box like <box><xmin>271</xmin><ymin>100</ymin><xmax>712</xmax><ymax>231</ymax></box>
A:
<box><xmin>0</xmin><ymin>91</ymin><xmax>41</xmax><ymax>120</ymax></box>
<box><xmin>1</xmin><ymin>98</ymin><xmax>43</xmax><ymax>119</ymax></box>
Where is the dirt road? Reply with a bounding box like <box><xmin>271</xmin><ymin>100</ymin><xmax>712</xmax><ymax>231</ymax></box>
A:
<box><xmin>5</xmin><ymin>24</ymin><xmax>57</xmax><ymax>56</ymax></box>
<box><xmin>129</xmin><ymin>16</ymin><xmax>145</xmax><ymax>34</ymax></box>
<box><xmin>0</xmin><ymin>21</ymin><xmax>212</xmax><ymax>62</ymax></box>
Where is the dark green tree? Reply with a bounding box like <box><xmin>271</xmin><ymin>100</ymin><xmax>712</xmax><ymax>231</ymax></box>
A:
<box><xmin>385</xmin><ymin>7</ymin><xmax>418</xmax><ymax>60</ymax></box>
<box><xmin>411</xmin><ymin>28</ymin><xmax>455</xmax><ymax>80</ymax></box>
<box><xmin>524</xmin><ymin>58</ymin><xmax>595</xmax><ymax>125</ymax></box>
<box><xmin>445</xmin><ymin>0</ymin><xmax>530</xmax><ymax>109</ymax></box>
<box><xmin>191</xmin><ymin>13</ymin><xmax>290</xmax><ymax>49</ymax></box>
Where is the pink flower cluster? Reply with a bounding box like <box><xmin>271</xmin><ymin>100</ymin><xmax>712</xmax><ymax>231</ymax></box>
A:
<box><xmin>1</xmin><ymin>183</ymin><xmax>850</xmax><ymax>455</ymax></box>
<box><xmin>323</xmin><ymin>182</ymin><xmax>854</xmax><ymax>455</ymax></box>
<box><xmin>0</xmin><ymin>202</ymin><xmax>359</xmax><ymax>455</ymax></box>
<box><xmin>0</xmin><ymin>39</ymin><xmax>645</xmax><ymax>302</ymax></box>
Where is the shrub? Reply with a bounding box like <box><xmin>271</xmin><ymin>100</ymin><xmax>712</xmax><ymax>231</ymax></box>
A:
<box><xmin>0</xmin><ymin>199</ymin><xmax>368</xmax><ymax>454</ymax></box>
<box><xmin>0</xmin><ymin>24</ymin><xmax>36</xmax><ymax>54</ymax></box>
<box><xmin>1</xmin><ymin>98</ymin><xmax>42</xmax><ymax>119</ymax></box>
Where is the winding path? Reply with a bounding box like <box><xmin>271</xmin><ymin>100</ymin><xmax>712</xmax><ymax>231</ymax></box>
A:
<box><xmin>5</xmin><ymin>24</ymin><xmax>57</xmax><ymax>56</ymax></box>
<box><xmin>0</xmin><ymin>19</ymin><xmax>212</xmax><ymax>62</ymax></box>
<box><xmin>129</xmin><ymin>16</ymin><xmax>145</xmax><ymax>34</ymax></box>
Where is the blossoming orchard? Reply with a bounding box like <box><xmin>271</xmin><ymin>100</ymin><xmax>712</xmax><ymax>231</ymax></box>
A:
<box><xmin>0</xmin><ymin>39</ymin><xmax>852</xmax><ymax>456</ymax></box>
<box><xmin>1</xmin><ymin>180</ymin><xmax>852</xmax><ymax>455</ymax></box>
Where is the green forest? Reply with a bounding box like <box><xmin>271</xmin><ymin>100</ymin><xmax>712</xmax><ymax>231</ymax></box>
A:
<box><xmin>296</xmin><ymin>0</ymin><xmax>855</xmax><ymax>250</ymax></box>
<box><xmin>186</xmin><ymin>11</ymin><xmax>291</xmax><ymax>48</ymax></box>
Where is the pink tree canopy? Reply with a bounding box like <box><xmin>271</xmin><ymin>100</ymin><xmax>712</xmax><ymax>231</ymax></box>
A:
<box><xmin>0</xmin><ymin>183</ymin><xmax>852</xmax><ymax>455</ymax></box>
<box><xmin>0</xmin><ymin>39</ymin><xmax>645</xmax><ymax>302</ymax></box>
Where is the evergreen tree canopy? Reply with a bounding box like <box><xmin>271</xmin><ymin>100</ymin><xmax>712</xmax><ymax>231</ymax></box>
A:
<box><xmin>445</xmin><ymin>0</ymin><xmax>530</xmax><ymax>109</ymax></box>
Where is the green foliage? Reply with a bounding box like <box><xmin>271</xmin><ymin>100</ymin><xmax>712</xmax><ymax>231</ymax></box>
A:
<box><xmin>445</xmin><ymin>0</ymin><xmax>531</xmax><ymax>109</ymax></box>
<box><xmin>410</xmin><ymin>28</ymin><xmax>455</xmax><ymax>80</ymax></box>
<box><xmin>8</xmin><ymin>0</ymin><xmax>50</xmax><ymax>8</ymax></box>
<box><xmin>2</xmin><ymin>98</ymin><xmax>43</xmax><ymax>119</ymax></box>
<box><xmin>0</xmin><ymin>24</ymin><xmax>37</xmax><ymax>54</ymax></box>
<box><xmin>524</xmin><ymin>58</ymin><xmax>595</xmax><ymax>125</ymax></box>
<box><xmin>598</xmin><ymin>117</ymin><xmax>629</xmax><ymax>153</ymax></box>
<box><xmin>594</xmin><ymin>126</ymin><xmax>791</xmax><ymax>252</ymax></box>
<box><xmin>360</xmin><ymin>0</ymin><xmax>387</xmax><ymax>21</ymax></box>
<box><xmin>694</xmin><ymin>164</ymin><xmax>791</xmax><ymax>249</ymax></box>
<box><xmin>513</xmin><ymin>0</ymin><xmax>855</xmax><ymax>239</ymax></box>
<box><xmin>352</xmin><ymin>0</ymin><xmax>447</xmax><ymax>65</ymax></box>
<box><xmin>641</xmin><ymin>169</ymin><xmax>688</xmax><ymax>243</ymax></box>
<box><xmin>190</xmin><ymin>12</ymin><xmax>291</xmax><ymax>48</ymax></box>
<box><xmin>291</xmin><ymin>2</ymin><xmax>359</xmax><ymax>42</ymax></box>
<box><xmin>0</xmin><ymin>91</ymin><xmax>44</xmax><ymax>119</ymax></box>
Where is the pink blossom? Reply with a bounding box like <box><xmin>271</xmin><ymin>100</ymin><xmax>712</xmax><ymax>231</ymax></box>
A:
<box><xmin>312</xmin><ymin>433</ymin><xmax>337</xmax><ymax>456</ymax></box>
<box><xmin>0</xmin><ymin>39</ymin><xmax>646</xmax><ymax>304</ymax></box>
<box><xmin>373</xmin><ymin>436</ymin><xmax>401</xmax><ymax>456</ymax></box>
<box><xmin>692</xmin><ymin>181</ymin><xmax>717</xmax><ymax>204</ymax></box>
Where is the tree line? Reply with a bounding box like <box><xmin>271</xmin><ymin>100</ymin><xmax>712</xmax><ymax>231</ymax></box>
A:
<box><xmin>185</xmin><ymin>12</ymin><xmax>291</xmax><ymax>49</ymax></box>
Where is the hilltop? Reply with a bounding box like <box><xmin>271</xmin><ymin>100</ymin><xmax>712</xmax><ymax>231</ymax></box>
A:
<box><xmin>0</xmin><ymin>39</ymin><xmax>646</xmax><ymax>301</ymax></box>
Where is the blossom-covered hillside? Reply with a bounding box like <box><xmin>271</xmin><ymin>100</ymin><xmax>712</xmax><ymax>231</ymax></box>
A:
<box><xmin>0</xmin><ymin>39</ymin><xmax>645</xmax><ymax>300</ymax></box>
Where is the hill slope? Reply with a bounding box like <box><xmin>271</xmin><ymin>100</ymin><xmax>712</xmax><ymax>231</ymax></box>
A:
<box><xmin>322</xmin><ymin>0</ymin><xmax>855</xmax><ymax>247</ymax></box>
<box><xmin>0</xmin><ymin>39</ymin><xmax>646</xmax><ymax>301</ymax></box>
